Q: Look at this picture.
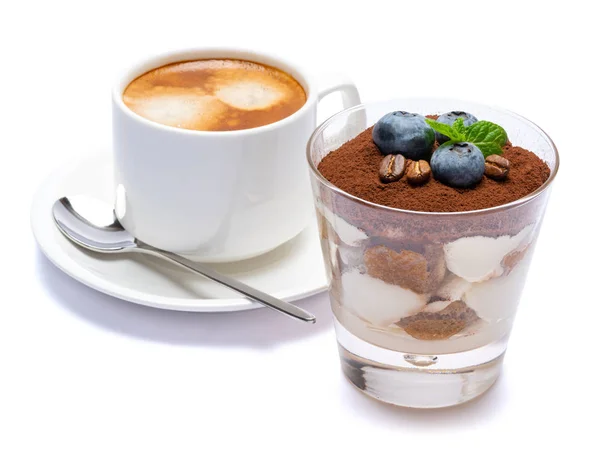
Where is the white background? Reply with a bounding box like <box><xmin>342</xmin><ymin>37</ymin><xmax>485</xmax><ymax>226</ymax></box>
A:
<box><xmin>2</xmin><ymin>1</ymin><xmax>598</xmax><ymax>454</ymax></box>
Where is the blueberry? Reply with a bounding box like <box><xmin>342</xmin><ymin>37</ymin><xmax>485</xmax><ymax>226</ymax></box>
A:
<box><xmin>435</xmin><ymin>111</ymin><xmax>478</xmax><ymax>144</ymax></box>
<box><xmin>372</xmin><ymin>111</ymin><xmax>435</xmax><ymax>160</ymax></box>
<box><xmin>430</xmin><ymin>142</ymin><xmax>485</xmax><ymax>188</ymax></box>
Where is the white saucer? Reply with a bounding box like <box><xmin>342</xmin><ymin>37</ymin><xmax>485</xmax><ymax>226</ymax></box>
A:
<box><xmin>31</xmin><ymin>154</ymin><xmax>328</xmax><ymax>312</ymax></box>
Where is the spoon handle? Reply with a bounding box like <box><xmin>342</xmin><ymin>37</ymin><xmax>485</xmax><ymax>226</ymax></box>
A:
<box><xmin>139</xmin><ymin>243</ymin><xmax>316</xmax><ymax>323</ymax></box>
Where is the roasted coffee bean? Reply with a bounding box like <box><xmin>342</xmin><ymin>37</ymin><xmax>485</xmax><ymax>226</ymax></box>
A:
<box><xmin>484</xmin><ymin>154</ymin><xmax>510</xmax><ymax>180</ymax></box>
<box><xmin>406</xmin><ymin>160</ymin><xmax>431</xmax><ymax>185</ymax></box>
<box><xmin>379</xmin><ymin>154</ymin><xmax>407</xmax><ymax>183</ymax></box>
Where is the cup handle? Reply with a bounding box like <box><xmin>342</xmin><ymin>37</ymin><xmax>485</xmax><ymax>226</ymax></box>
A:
<box><xmin>315</xmin><ymin>74</ymin><xmax>365</xmax><ymax>137</ymax></box>
<box><xmin>316</xmin><ymin>73</ymin><xmax>361</xmax><ymax>110</ymax></box>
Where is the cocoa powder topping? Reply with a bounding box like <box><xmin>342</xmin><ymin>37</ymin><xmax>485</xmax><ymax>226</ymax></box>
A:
<box><xmin>317</xmin><ymin>126</ymin><xmax>551</xmax><ymax>212</ymax></box>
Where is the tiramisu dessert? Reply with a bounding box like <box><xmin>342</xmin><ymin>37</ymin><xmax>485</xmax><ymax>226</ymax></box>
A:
<box><xmin>308</xmin><ymin>101</ymin><xmax>557</xmax><ymax>406</ymax></box>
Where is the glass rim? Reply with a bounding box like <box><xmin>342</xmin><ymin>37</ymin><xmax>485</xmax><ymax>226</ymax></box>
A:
<box><xmin>306</xmin><ymin>97</ymin><xmax>560</xmax><ymax>217</ymax></box>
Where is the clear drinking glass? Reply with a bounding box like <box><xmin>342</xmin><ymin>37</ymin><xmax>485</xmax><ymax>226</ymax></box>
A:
<box><xmin>307</xmin><ymin>99</ymin><xmax>559</xmax><ymax>408</ymax></box>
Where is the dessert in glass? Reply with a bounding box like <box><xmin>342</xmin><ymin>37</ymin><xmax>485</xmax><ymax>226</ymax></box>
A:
<box><xmin>307</xmin><ymin>99</ymin><xmax>558</xmax><ymax>408</ymax></box>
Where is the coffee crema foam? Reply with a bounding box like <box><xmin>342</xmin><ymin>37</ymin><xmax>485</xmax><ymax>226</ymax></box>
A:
<box><xmin>122</xmin><ymin>59</ymin><xmax>307</xmax><ymax>131</ymax></box>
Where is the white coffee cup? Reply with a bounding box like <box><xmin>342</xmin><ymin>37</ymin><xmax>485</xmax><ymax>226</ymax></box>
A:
<box><xmin>112</xmin><ymin>47</ymin><xmax>360</xmax><ymax>262</ymax></box>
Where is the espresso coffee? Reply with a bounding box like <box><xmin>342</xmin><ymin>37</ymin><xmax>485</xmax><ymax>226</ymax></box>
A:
<box><xmin>122</xmin><ymin>59</ymin><xmax>307</xmax><ymax>131</ymax></box>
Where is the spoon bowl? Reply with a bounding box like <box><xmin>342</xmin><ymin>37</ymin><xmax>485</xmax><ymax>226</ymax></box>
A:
<box><xmin>53</xmin><ymin>196</ymin><xmax>136</xmax><ymax>253</ymax></box>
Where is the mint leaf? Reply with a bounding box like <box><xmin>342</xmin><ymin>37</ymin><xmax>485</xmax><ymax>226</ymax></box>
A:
<box><xmin>425</xmin><ymin>119</ymin><xmax>464</xmax><ymax>142</ymax></box>
<box><xmin>465</xmin><ymin>121</ymin><xmax>507</xmax><ymax>147</ymax></box>
<box><xmin>426</xmin><ymin>117</ymin><xmax>508</xmax><ymax>158</ymax></box>
<box><xmin>476</xmin><ymin>142</ymin><xmax>504</xmax><ymax>158</ymax></box>
<box><xmin>453</xmin><ymin>118</ymin><xmax>466</xmax><ymax>135</ymax></box>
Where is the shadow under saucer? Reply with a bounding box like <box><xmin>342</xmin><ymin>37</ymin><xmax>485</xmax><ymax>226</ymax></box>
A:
<box><xmin>35</xmin><ymin>249</ymin><xmax>333</xmax><ymax>348</ymax></box>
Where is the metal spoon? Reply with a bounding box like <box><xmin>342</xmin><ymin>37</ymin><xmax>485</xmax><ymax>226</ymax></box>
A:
<box><xmin>52</xmin><ymin>195</ymin><xmax>316</xmax><ymax>323</ymax></box>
